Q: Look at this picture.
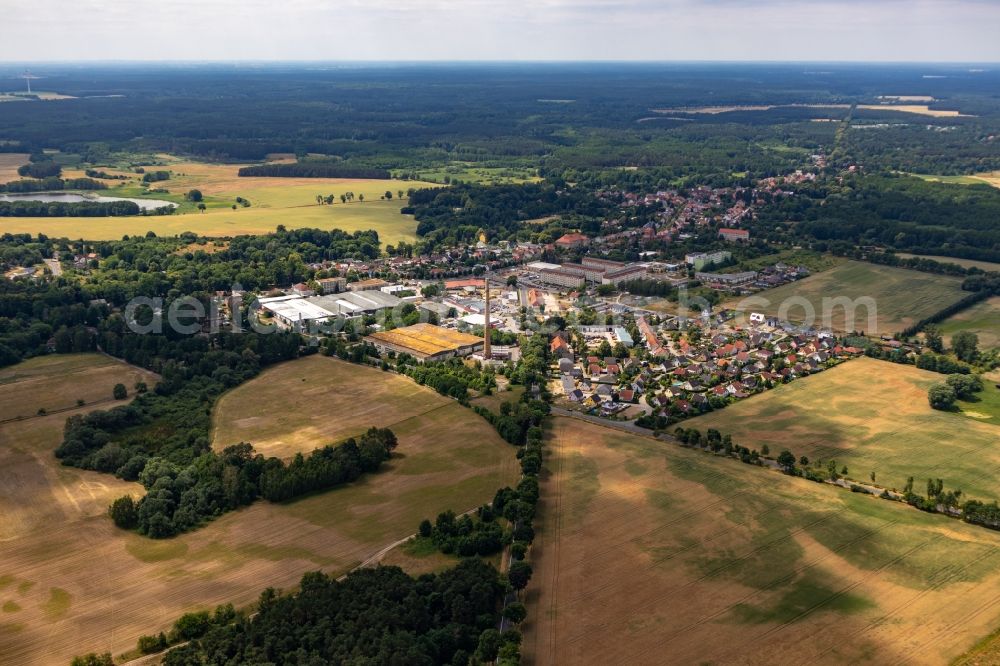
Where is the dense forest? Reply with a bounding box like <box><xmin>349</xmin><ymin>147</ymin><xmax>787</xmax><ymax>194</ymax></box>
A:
<box><xmin>159</xmin><ymin>559</ymin><xmax>518</xmax><ymax>665</ymax></box>
<box><xmin>238</xmin><ymin>162</ymin><xmax>391</xmax><ymax>179</ymax></box>
<box><xmin>1</xmin><ymin>64</ymin><xmax>998</xmax><ymax>177</ymax></box>
<box><xmin>754</xmin><ymin>174</ymin><xmax>1000</xmax><ymax>262</ymax></box>
<box><xmin>0</xmin><ymin>200</ymin><xmax>148</xmax><ymax>217</ymax></box>
<box><xmin>405</xmin><ymin>181</ymin><xmax>612</xmax><ymax>249</ymax></box>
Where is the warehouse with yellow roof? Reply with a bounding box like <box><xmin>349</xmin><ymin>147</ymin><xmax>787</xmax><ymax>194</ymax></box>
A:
<box><xmin>365</xmin><ymin>323</ymin><xmax>484</xmax><ymax>362</ymax></box>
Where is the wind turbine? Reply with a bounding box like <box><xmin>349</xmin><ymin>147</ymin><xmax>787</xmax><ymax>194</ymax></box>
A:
<box><xmin>21</xmin><ymin>71</ymin><xmax>40</xmax><ymax>95</ymax></box>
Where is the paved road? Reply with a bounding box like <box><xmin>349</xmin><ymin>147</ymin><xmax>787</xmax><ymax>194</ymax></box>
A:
<box><xmin>44</xmin><ymin>257</ymin><xmax>62</xmax><ymax>276</ymax></box>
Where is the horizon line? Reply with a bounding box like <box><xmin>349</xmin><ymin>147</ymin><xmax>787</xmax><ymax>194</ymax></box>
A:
<box><xmin>0</xmin><ymin>59</ymin><xmax>998</xmax><ymax>67</ymax></box>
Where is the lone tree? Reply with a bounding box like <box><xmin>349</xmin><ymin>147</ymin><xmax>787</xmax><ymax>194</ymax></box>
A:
<box><xmin>951</xmin><ymin>331</ymin><xmax>979</xmax><ymax>363</ymax></box>
<box><xmin>776</xmin><ymin>450</ymin><xmax>796</xmax><ymax>473</ymax></box>
<box><xmin>109</xmin><ymin>495</ymin><xmax>138</xmax><ymax>529</ymax></box>
<box><xmin>186</xmin><ymin>189</ymin><xmax>203</xmax><ymax>202</ymax></box>
<box><xmin>928</xmin><ymin>383</ymin><xmax>957</xmax><ymax>410</ymax></box>
<box><xmin>113</xmin><ymin>383</ymin><xmax>127</xmax><ymax>400</ymax></box>
<box><xmin>923</xmin><ymin>325</ymin><xmax>944</xmax><ymax>353</ymax></box>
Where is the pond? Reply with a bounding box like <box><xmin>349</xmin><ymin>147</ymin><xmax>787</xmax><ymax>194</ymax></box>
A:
<box><xmin>0</xmin><ymin>192</ymin><xmax>176</xmax><ymax>210</ymax></box>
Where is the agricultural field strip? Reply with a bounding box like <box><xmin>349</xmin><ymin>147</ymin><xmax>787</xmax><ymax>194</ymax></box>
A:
<box><xmin>545</xmin><ymin>454</ymin><xmax>777</xmax><ymax>568</ymax></box>
<box><xmin>623</xmin><ymin>523</ymin><xmax>944</xmax><ymax>663</ymax></box>
<box><xmin>799</xmin><ymin>545</ymin><xmax>1000</xmax><ymax>665</ymax></box>
<box><xmin>704</xmin><ymin>534</ymin><xmax>958</xmax><ymax>664</ymax></box>
<box><xmin>564</xmin><ymin>504</ymin><xmax>902</xmax><ymax>635</ymax></box>
<box><xmin>769</xmin><ymin>388</ymin><xmax>1000</xmax><ymax>496</ymax></box>
<box><xmin>551</xmin><ymin>419</ymin><xmax>1000</xmax><ymax>654</ymax></box>
<box><xmin>565</xmin><ymin>507</ymin><xmax>850</xmax><ymax>608</ymax></box>
<box><xmin>211</xmin><ymin>389</ymin><xmax>455</xmax><ymax>453</ymax></box>
<box><xmin>0</xmin><ymin>394</ymin><xmax>122</xmax><ymax>425</ymax></box>
<box><xmin>907</xmin><ymin>587</ymin><xmax>1000</xmax><ymax>660</ymax></box>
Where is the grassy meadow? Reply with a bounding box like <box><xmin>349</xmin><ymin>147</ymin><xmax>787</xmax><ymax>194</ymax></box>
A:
<box><xmin>2</xmin><ymin>157</ymin><xmax>439</xmax><ymax>244</ymax></box>
<box><xmin>521</xmin><ymin>416</ymin><xmax>1000</xmax><ymax>666</ymax></box>
<box><xmin>896</xmin><ymin>253</ymin><xmax>1000</xmax><ymax>273</ymax></box>
<box><xmin>683</xmin><ymin>357</ymin><xmax>1000</xmax><ymax>503</ymax></box>
<box><xmin>0</xmin><ymin>354</ymin><xmax>518</xmax><ymax>665</ymax></box>
<box><xmin>728</xmin><ymin>260</ymin><xmax>968</xmax><ymax>335</ymax></box>
<box><xmin>402</xmin><ymin>163</ymin><xmax>539</xmax><ymax>185</ymax></box>
<box><xmin>911</xmin><ymin>172</ymin><xmax>1000</xmax><ymax>190</ymax></box>
<box><xmin>937</xmin><ymin>296</ymin><xmax>1000</xmax><ymax>350</ymax></box>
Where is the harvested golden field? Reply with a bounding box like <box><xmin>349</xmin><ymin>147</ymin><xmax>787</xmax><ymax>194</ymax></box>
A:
<box><xmin>212</xmin><ymin>355</ymin><xmax>452</xmax><ymax>459</ymax></box>
<box><xmin>0</xmin><ymin>355</ymin><xmax>158</xmax><ymax>543</ymax></box>
<box><xmin>856</xmin><ymin>104</ymin><xmax>971</xmax><ymax>117</ymax></box>
<box><xmin>651</xmin><ymin>103</ymin><xmax>969</xmax><ymax>118</ymax></box>
<box><xmin>5</xmin><ymin>158</ymin><xmax>440</xmax><ymax>245</ymax></box>
<box><xmin>0</xmin><ymin>355</ymin><xmax>518</xmax><ymax>665</ymax></box>
<box><xmin>0</xmin><ymin>354</ymin><xmax>157</xmax><ymax>423</ymax></box>
<box><xmin>521</xmin><ymin>416</ymin><xmax>1000</xmax><ymax>666</ymax></box>
<box><xmin>0</xmin><ymin>153</ymin><xmax>29</xmax><ymax>183</ymax></box>
<box><xmin>684</xmin><ymin>357</ymin><xmax>1000</xmax><ymax>502</ymax></box>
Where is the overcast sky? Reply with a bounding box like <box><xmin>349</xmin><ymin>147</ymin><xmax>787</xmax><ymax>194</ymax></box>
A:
<box><xmin>2</xmin><ymin>0</ymin><xmax>1000</xmax><ymax>62</ymax></box>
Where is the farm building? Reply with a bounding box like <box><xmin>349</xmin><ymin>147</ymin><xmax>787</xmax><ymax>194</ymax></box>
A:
<box><xmin>365</xmin><ymin>323</ymin><xmax>484</xmax><ymax>362</ymax></box>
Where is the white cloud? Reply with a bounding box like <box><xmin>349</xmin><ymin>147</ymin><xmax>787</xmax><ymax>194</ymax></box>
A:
<box><xmin>1</xmin><ymin>0</ymin><xmax>998</xmax><ymax>61</ymax></box>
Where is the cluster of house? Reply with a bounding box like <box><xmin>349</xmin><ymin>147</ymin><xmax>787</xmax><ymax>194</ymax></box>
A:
<box><xmin>550</xmin><ymin>336</ymin><xmax>638</xmax><ymax>416</ymax></box>
<box><xmin>554</xmin><ymin>310</ymin><xmax>864</xmax><ymax>419</ymax></box>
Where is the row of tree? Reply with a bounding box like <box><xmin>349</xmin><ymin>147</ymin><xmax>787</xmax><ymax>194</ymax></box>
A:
<box><xmin>0</xmin><ymin>176</ymin><xmax>107</xmax><ymax>192</ymax></box>
<box><xmin>238</xmin><ymin>162</ymin><xmax>391</xmax><ymax>179</ymax></box>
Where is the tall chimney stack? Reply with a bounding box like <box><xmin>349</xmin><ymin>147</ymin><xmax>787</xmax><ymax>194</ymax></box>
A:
<box><xmin>483</xmin><ymin>276</ymin><xmax>491</xmax><ymax>360</ymax></box>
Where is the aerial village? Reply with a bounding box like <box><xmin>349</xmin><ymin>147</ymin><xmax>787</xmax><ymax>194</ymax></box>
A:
<box><xmin>11</xmin><ymin>165</ymin><xmax>869</xmax><ymax>428</ymax></box>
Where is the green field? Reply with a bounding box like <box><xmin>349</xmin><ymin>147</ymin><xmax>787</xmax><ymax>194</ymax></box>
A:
<box><xmin>732</xmin><ymin>249</ymin><xmax>845</xmax><ymax>273</ymax></box>
<box><xmin>897</xmin><ymin>253</ymin><xmax>1000</xmax><ymax>273</ymax></box>
<box><xmin>728</xmin><ymin>260</ymin><xmax>968</xmax><ymax>335</ymax></box>
<box><xmin>523</xmin><ymin>416</ymin><xmax>1000</xmax><ymax>666</ymax></box>
<box><xmin>0</xmin><ymin>158</ymin><xmax>439</xmax><ymax>244</ymax></box>
<box><xmin>937</xmin><ymin>296</ymin><xmax>1000</xmax><ymax>351</ymax></box>
<box><xmin>683</xmin><ymin>357</ymin><xmax>1000</xmax><ymax>503</ymax></box>
<box><xmin>401</xmin><ymin>163</ymin><xmax>539</xmax><ymax>185</ymax></box>
<box><xmin>910</xmin><ymin>173</ymin><xmax>989</xmax><ymax>186</ymax></box>
<box><xmin>957</xmin><ymin>381</ymin><xmax>1000</xmax><ymax>426</ymax></box>
<box><xmin>911</xmin><ymin>172</ymin><xmax>1000</xmax><ymax>190</ymax></box>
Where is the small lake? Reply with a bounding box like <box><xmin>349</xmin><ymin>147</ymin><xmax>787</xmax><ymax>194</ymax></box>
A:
<box><xmin>0</xmin><ymin>192</ymin><xmax>176</xmax><ymax>210</ymax></box>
